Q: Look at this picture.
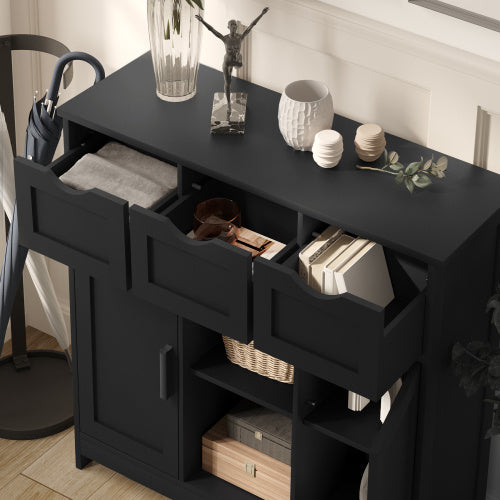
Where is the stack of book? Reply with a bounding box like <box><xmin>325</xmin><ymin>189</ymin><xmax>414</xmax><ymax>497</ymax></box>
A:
<box><xmin>299</xmin><ymin>226</ymin><xmax>395</xmax><ymax>412</ymax></box>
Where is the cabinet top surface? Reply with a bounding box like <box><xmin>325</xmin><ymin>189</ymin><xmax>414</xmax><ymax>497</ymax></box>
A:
<box><xmin>58</xmin><ymin>53</ymin><xmax>500</xmax><ymax>263</ymax></box>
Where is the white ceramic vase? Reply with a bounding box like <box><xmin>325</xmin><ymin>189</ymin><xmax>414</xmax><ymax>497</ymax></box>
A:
<box><xmin>278</xmin><ymin>80</ymin><xmax>334</xmax><ymax>151</ymax></box>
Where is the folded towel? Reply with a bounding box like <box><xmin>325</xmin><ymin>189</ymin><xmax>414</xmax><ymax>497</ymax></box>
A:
<box><xmin>60</xmin><ymin>142</ymin><xmax>177</xmax><ymax>209</ymax></box>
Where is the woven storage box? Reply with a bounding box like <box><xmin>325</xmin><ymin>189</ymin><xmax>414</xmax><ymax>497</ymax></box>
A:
<box><xmin>202</xmin><ymin>417</ymin><xmax>291</xmax><ymax>500</ymax></box>
<box><xmin>222</xmin><ymin>336</ymin><xmax>294</xmax><ymax>384</ymax></box>
<box><xmin>226</xmin><ymin>400</ymin><xmax>292</xmax><ymax>465</ymax></box>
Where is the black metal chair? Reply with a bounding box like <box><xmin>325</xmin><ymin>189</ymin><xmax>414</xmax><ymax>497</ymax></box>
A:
<box><xmin>0</xmin><ymin>34</ymin><xmax>74</xmax><ymax>439</ymax></box>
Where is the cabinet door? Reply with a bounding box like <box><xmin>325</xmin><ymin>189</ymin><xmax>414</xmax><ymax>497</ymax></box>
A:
<box><xmin>74</xmin><ymin>274</ymin><xmax>178</xmax><ymax>477</ymax></box>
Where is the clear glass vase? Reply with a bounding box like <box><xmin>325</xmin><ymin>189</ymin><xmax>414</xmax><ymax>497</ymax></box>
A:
<box><xmin>147</xmin><ymin>0</ymin><xmax>203</xmax><ymax>102</ymax></box>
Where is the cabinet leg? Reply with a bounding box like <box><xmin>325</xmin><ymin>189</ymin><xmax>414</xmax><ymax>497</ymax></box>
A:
<box><xmin>75</xmin><ymin>453</ymin><xmax>91</xmax><ymax>470</ymax></box>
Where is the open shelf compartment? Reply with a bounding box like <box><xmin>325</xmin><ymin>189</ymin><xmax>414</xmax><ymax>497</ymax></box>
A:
<box><xmin>192</xmin><ymin>343</ymin><xmax>293</xmax><ymax>418</ymax></box>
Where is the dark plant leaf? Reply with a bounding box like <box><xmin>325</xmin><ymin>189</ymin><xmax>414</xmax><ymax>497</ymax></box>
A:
<box><xmin>164</xmin><ymin>20</ymin><xmax>171</xmax><ymax>40</ymax></box>
<box><xmin>486</xmin><ymin>293</ymin><xmax>500</xmax><ymax>334</ymax></box>
<box><xmin>452</xmin><ymin>341</ymin><xmax>465</xmax><ymax>361</ymax></box>
<box><xmin>190</xmin><ymin>0</ymin><xmax>204</xmax><ymax>9</ymax></box>
<box><xmin>453</xmin><ymin>341</ymin><xmax>492</xmax><ymax>396</ymax></box>
<box><xmin>395</xmin><ymin>171</ymin><xmax>404</xmax><ymax>184</ymax></box>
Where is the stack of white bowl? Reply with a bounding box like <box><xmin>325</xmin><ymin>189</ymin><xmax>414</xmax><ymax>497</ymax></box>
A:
<box><xmin>312</xmin><ymin>129</ymin><xmax>343</xmax><ymax>168</ymax></box>
<box><xmin>354</xmin><ymin>123</ymin><xmax>386</xmax><ymax>162</ymax></box>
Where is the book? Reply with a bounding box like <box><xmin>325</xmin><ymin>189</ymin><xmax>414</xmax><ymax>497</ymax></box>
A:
<box><xmin>298</xmin><ymin>226</ymin><xmax>342</xmax><ymax>284</ymax></box>
<box><xmin>334</xmin><ymin>242</ymin><xmax>394</xmax><ymax>308</ymax></box>
<box><xmin>322</xmin><ymin>238</ymin><xmax>370</xmax><ymax>295</ymax></box>
<box><xmin>308</xmin><ymin>234</ymin><xmax>354</xmax><ymax>292</ymax></box>
<box><xmin>348</xmin><ymin>391</ymin><xmax>370</xmax><ymax>412</ymax></box>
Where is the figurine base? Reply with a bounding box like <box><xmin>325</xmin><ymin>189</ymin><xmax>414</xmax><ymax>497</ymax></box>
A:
<box><xmin>211</xmin><ymin>92</ymin><xmax>247</xmax><ymax>135</ymax></box>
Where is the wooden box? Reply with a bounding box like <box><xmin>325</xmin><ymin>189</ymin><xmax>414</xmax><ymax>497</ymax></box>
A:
<box><xmin>226</xmin><ymin>400</ymin><xmax>292</xmax><ymax>465</ymax></box>
<box><xmin>202</xmin><ymin>418</ymin><xmax>291</xmax><ymax>500</ymax></box>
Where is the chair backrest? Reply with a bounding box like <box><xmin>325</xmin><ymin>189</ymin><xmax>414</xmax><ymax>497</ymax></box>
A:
<box><xmin>0</xmin><ymin>34</ymin><xmax>72</xmax><ymax>154</ymax></box>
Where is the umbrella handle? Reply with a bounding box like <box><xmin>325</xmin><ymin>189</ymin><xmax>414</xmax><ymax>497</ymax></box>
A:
<box><xmin>47</xmin><ymin>51</ymin><xmax>105</xmax><ymax>104</ymax></box>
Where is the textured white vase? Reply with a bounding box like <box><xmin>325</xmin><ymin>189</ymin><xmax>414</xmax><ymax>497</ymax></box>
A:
<box><xmin>278</xmin><ymin>80</ymin><xmax>334</xmax><ymax>151</ymax></box>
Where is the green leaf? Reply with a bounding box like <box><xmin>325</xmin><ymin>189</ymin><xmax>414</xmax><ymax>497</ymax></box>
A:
<box><xmin>395</xmin><ymin>171</ymin><xmax>404</xmax><ymax>184</ymax></box>
<box><xmin>404</xmin><ymin>177</ymin><xmax>414</xmax><ymax>193</ymax></box>
<box><xmin>389</xmin><ymin>163</ymin><xmax>404</xmax><ymax>171</ymax></box>
<box><xmin>164</xmin><ymin>20</ymin><xmax>171</xmax><ymax>39</ymax></box>
<box><xmin>412</xmin><ymin>173</ymin><xmax>432</xmax><ymax>188</ymax></box>
<box><xmin>388</xmin><ymin>151</ymin><xmax>399</xmax><ymax>164</ymax></box>
<box><xmin>185</xmin><ymin>0</ymin><xmax>194</xmax><ymax>7</ymax></box>
<box><xmin>189</xmin><ymin>0</ymin><xmax>204</xmax><ymax>9</ymax></box>
<box><xmin>406</xmin><ymin>161</ymin><xmax>421</xmax><ymax>176</ymax></box>
<box><xmin>423</xmin><ymin>159</ymin><xmax>432</xmax><ymax>171</ymax></box>
<box><xmin>436</xmin><ymin>156</ymin><xmax>448</xmax><ymax>171</ymax></box>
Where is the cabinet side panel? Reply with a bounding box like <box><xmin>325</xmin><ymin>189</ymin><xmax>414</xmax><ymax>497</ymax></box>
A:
<box><xmin>415</xmin><ymin>215</ymin><xmax>499</xmax><ymax>500</ymax></box>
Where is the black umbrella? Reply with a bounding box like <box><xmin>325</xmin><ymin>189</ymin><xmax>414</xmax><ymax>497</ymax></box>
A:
<box><xmin>0</xmin><ymin>52</ymin><xmax>105</xmax><ymax>355</ymax></box>
<box><xmin>25</xmin><ymin>51</ymin><xmax>105</xmax><ymax>164</ymax></box>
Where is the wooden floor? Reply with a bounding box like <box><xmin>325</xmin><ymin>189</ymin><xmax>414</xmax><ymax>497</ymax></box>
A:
<box><xmin>0</xmin><ymin>328</ymin><xmax>170</xmax><ymax>499</ymax></box>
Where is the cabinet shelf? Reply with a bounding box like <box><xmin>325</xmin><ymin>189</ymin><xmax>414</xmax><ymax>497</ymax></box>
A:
<box><xmin>304</xmin><ymin>397</ymin><xmax>381</xmax><ymax>454</ymax></box>
<box><xmin>185</xmin><ymin>471</ymin><xmax>260</xmax><ymax>500</ymax></box>
<box><xmin>191</xmin><ymin>346</ymin><xmax>293</xmax><ymax>418</ymax></box>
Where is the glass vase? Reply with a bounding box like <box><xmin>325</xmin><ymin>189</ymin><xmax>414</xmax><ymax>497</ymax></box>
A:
<box><xmin>147</xmin><ymin>0</ymin><xmax>203</xmax><ymax>102</ymax></box>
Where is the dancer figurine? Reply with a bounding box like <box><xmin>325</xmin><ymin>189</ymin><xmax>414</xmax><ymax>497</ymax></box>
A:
<box><xmin>195</xmin><ymin>8</ymin><xmax>269</xmax><ymax>134</ymax></box>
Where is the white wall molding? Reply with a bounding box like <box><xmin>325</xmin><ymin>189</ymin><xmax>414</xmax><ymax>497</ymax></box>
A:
<box><xmin>473</xmin><ymin>107</ymin><xmax>500</xmax><ymax>173</ymax></box>
<box><xmin>474</xmin><ymin>107</ymin><xmax>490</xmax><ymax>169</ymax></box>
<box><xmin>266</xmin><ymin>0</ymin><xmax>500</xmax><ymax>85</ymax></box>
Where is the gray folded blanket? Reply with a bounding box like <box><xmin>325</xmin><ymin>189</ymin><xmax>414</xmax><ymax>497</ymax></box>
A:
<box><xmin>60</xmin><ymin>142</ymin><xmax>177</xmax><ymax>209</ymax></box>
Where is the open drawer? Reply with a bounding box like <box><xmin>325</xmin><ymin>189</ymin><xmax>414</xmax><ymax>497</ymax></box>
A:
<box><xmin>15</xmin><ymin>135</ymin><xmax>131</xmax><ymax>289</ymax></box>
<box><xmin>130</xmin><ymin>176</ymin><xmax>297</xmax><ymax>343</ymax></box>
<box><xmin>253</xmin><ymin>248</ymin><xmax>426</xmax><ymax>400</ymax></box>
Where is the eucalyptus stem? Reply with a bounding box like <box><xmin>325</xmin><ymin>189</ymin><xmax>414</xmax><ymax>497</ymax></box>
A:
<box><xmin>356</xmin><ymin>165</ymin><xmax>397</xmax><ymax>175</ymax></box>
<box><xmin>356</xmin><ymin>149</ymin><xmax>448</xmax><ymax>193</ymax></box>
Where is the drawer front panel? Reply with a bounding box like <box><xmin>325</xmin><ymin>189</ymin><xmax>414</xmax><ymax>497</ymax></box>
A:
<box><xmin>254</xmin><ymin>259</ymin><xmax>425</xmax><ymax>400</ymax></box>
<box><xmin>131</xmin><ymin>206</ymin><xmax>252</xmax><ymax>342</ymax></box>
<box><xmin>15</xmin><ymin>152</ymin><xmax>129</xmax><ymax>288</ymax></box>
<box><xmin>271</xmin><ymin>289</ymin><xmax>360</xmax><ymax>373</ymax></box>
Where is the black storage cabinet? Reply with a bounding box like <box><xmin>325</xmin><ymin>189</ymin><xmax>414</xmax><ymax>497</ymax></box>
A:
<box><xmin>14</xmin><ymin>53</ymin><xmax>500</xmax><ymax>500</ymax></box>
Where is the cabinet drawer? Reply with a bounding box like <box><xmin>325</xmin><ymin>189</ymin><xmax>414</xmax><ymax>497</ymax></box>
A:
<box><xmin>15</xmin><ymin>139</ymin><xmax>130</xmax><ymax>289</ymax></box>
<box><xmin>130</xmin><ymin>177</ymin><xmax>298</xmax><ymax>343</ymax></box>
<box><xmin>130</xmin><ymin>205</ymin><xmax>253</xmax><ymax>342</ymax></box>
<box><xmin>253</xmin><ymin>254</ymin><xmax>425</xmax><ymax>400</ymax></box>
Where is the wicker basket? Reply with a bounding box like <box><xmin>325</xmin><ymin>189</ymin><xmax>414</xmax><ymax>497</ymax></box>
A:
<box><xmin>222</xmin><ymin>336</ymin><xmax>294</xmax><ymax>384</ymax></box>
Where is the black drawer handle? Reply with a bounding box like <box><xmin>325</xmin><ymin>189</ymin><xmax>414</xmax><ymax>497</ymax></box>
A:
<box><xmin>159</xmin><ymin>344</ymin><xmax>173</xmax><ymax>400</ymax></box>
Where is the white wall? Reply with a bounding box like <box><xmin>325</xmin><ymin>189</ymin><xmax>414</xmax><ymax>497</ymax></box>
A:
<box><xmin>318</xmin><ymin>0</ymin><xmax>500</xmax><ymax>63</ymax></box>
<box><xmin>9</xmin><ymin>0</ymin><xmax>500</xmax><ymax>497</ymax></box>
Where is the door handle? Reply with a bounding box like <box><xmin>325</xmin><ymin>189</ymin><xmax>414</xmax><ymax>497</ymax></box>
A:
<box><xmin>159</xmin><ymin>344</ymin><xmax>173</xmax><ymax>400</ymax></box>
